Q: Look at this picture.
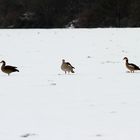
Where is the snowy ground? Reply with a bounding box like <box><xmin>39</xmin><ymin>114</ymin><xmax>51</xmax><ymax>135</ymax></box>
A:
<box><xmin>0</xmin><ymin>28</ymin><xmax>140</xmax><ymax>140</ymax></box>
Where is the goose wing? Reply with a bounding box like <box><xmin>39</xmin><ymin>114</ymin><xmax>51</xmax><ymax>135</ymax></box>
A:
<box><xmin>65</xmin><ymin>62</ymin><xmax>75</xmax><ymax>69</ymax></box>
<box><xmin>5</xmin><ymin>65</ymin><xmax>17</xmax><ymax>70</ymax></box>
<box><xmin>129</xmin><ymin>63</ymin><xmax>140</xmax><ymax>70</ymax></box>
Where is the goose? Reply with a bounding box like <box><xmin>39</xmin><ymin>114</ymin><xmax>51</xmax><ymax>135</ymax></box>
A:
<box><xmin>0</xmin><ymin>60</ymin><xmax>19</xmax><ymax>75</ymax></box>
<box><xmin>61</xmin><ymin>59</ymin><xmax>75</xmax><ymax>74</ymax></box>
<box><xmin>123</xmin><ymin>57</ymin><xmax>140</xmax><ymax>73</ymax></box>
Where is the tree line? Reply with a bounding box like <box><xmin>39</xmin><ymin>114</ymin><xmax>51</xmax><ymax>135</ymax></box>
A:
<box><xmin>0</xmin><ymin>0</ymin><xmax>140</xmax><ymax>28</ymax></box>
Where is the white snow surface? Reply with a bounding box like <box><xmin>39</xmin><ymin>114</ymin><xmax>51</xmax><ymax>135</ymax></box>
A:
<box><xmin>0</xmin><ymin>28</ymin><xmax>140</xmax><ymax>140</ymax></box>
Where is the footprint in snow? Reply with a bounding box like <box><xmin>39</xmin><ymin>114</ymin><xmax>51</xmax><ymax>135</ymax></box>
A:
<box><xmin>50</xmin><ymin>83</ymin><xmax>57</xmax><ymax>86</ymax></box>
<box><xmin>101</xmin><ymin>61</ymin><xmax>119</xmax><ymax>64</ymax></box>
<box><xmin>122</xmin><ymin>50</ymin><xmax>127</xmax><ymax>53</ymax></box>
<box><xmin>20</xmin><ymin>133</ymin><xmax>37</xmax><ymax>138</ymax></box>
<box><xmin>96</xmin><ymin>134</ymin><xmax>103</xmax><ymax>137</ymax></box>
<box><xmin>48</xmin><ymin>80</ymin><xmax>56</xmax><ymax>86</ymax></box>
<box><xmin>87</xmin><ymin>56</ymin><xmax>92</xmax><ymax>58</ymax></box>
<box><xmin>89</xmin><ymin>104</ymin><xmax>95</xmax><ymax>107</ymax></box>
<box><xmin>97</xmin><ymin>77</ymin><xmax>102</xmax><ymax>80</ymax></box>
<box><xmin>110</xmin><ymin>111</ymin><xmax>117</xmax><ymax>114</ymax></box>
<box><xmin>121</xmin><ymin>102</ymin><xmax>127</xmax><ymax>105</ymax></box>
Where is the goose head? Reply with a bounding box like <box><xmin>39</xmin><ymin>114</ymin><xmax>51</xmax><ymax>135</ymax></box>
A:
<box><xmin>123</xmin><ymin>57</ymin><xmax>128</xmax><ymax>61</ymax></box>
<box><xmin>62</xmin><ymin>59</ymin><xmax>65</xmax><ymax>63</ymax></box>
<box><xmin>0</xmin><ymin>60</ymin><xmax>6</xmax><ymax>65</ymax></box>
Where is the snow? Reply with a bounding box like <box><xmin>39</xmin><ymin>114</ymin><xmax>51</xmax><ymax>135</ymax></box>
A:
<box><xmin>0</xmin><ymin>28</ymin><xmax>140</xmax><ymax>140</ymax></box>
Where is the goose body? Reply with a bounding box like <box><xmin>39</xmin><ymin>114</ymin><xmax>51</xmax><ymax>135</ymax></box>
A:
<box><xmin>123</xmin><ymin>57</ymin><xmax>140</xmax><ymax>73</ymax></box>
<box><xmin>61</xmin><ymin>59</ymin><xmax>75</xmax><ymax>74</ymax></box>
<box><xmin>0</xmin><ymin>60</ymin><xmax>19</xmax><ymax>75</ymax></box>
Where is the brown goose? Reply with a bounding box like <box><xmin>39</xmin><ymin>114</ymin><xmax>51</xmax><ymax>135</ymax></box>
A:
<box><xmin>0</xmin><ymin>60</ymin><xmax>19</xmax><ymax>75</ymax></box>
<box><xmin>123</xmin><ymin>57</ymin><xmax>140</xmax><ymax>73</ymax></box>
<box><xmin>61</xmin><ymin>59</ymin><xmax>75</xmax><ymax>74</ymax></box>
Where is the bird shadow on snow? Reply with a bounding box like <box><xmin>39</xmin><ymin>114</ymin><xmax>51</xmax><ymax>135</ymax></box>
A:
<box><xmin>125</xmin><ymin>71</ymin><xmax>140</xmax><ymax>74</ymax></box>
<box><xmin>57</xmin><ymin>73</ymin><xmax>76</xmax><ymax>76</ymax></box>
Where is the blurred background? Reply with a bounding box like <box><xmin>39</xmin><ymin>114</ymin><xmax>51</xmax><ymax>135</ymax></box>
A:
<box><xmin>0</xmin><ymin>0</ymin><xmax>140</xmax><ymax>28</ymax></box>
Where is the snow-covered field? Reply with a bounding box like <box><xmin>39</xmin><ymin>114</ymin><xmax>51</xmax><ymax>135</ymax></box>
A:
<box><xmin>0</xmin><ymin>28</ymin><xmax>140</xmax><ymax>140</ymax></box>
